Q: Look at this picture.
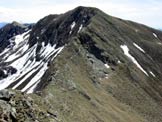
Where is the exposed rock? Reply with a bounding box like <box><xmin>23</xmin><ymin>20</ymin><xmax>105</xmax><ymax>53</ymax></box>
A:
<box><xmin>0</xmin><ymin>90</ymin><xmax>56</xmax><ymax>122</ymax></box>
<box><xmin>0</xmin><ymin>89</ymin><xmax>14</xmax><ymax>101</ymax></box>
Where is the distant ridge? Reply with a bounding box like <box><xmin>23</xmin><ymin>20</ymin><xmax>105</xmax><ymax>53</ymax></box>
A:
<box><xmin>0</xmin><ymin>22</ymin><xmax>7</xmax><ymax>28</ymax></box>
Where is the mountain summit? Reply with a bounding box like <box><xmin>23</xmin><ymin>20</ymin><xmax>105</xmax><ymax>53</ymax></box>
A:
<box><xmin>0</xmin><ymin>6</ymin><xmax>162</xmax><ymax>122</ymax></box>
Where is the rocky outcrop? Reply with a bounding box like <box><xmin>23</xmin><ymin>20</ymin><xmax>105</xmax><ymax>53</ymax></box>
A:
<box><xmin>0</xmin><ymin>89</ymin><xmax>58</xmax><ymax>122</ymax></box>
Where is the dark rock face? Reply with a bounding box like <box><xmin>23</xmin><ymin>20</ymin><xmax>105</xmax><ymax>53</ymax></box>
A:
<box><xmin>28</xmin><ymin>6</ymin><xmax>97</xmax><ymax>48</ymax></box>
<box><xmin>0</xmin><ymin>66</ymin><xmax>17</xmax><ymax>80</ymax></box>
<box><xmin>0</xmin><ymin>69</ymin><xmax>8</xmax><ymax>79</ymax></box>
<box><xmin>78</xmin><ymin>33</ymin><xmax>107</xmax><ymax>63</ymax></box>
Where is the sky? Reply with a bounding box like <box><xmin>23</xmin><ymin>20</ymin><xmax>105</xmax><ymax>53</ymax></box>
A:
<box><xmin>0</xmin><ymin>0</ymin><xmax>161</xmax><ymax>28</ymax></box>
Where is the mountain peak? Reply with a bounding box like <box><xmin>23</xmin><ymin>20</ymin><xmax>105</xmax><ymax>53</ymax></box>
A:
<box><xmin>28</xmin><ymin>6</ymin><xmax>99</xmax><ymax>48</ymax></box>
<box><xmin>11</xmin><ymin>21</ymin><xmax>26</xmax><ymax>28</ymax></box>
<box><xmin>72</xmin><ymin>6</ymin><xmax>99</xmax><ymax>12</ymax></box>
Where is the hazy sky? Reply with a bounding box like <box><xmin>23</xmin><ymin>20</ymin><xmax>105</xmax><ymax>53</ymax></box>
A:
<box><xmin>0</xmin><ymin>0</ymin><xmax>161</xmax><ymax>28</ymax></box>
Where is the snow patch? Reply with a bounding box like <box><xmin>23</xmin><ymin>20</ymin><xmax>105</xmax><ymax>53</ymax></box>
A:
<box><xmin>153</xmin><ymin>33</ymin><xmax>158</xmax><ymax>38</ymax></box>
<box><xmin>70</xmin><ymin>21</ymin><xmax>76</xmax><ymax>34</ymax></box>
<box><xmin>150</xmin><ymin>71</ymin><xmax>156</xmax><ymax>77</ymax></box>
<box><xmin>117</xmin><ymin>60</ymin><xmax>121</xmax><ymax>64</ymax></box>
<box><xmin>5</xmin><ymin>34</ymin><xmax>30</xmax><ymax>62</ymax></box>
<box><xmin>105</xmin><ymin>64</ymin><xmax>110</xmax><ymax>68</ymax></box>
<box><xmin>25</xmin><ymin>46</ymin><xmax>64</xmax><ymax>93</ymax></box>
<box><xmin>71</xmin><ymin>21</ymin><xmax>76</xmax><ymax>29</ymax></box>
<box><xmin>0</xmin><ymin>48</ymin><xmax>10</xmax><ymax>57</ymax></box>
<box><xmin>120</xmin><ymin>45</ymin><xmax>148</xmax><ymax>76</ymax></box>
<box><xmin>133</xmin><ymin>43</ymin><xmax>145</xmax><ymax>53</ymax></box>
<box><xmin>21</xmin><ymin>62</ymin><xmax>48</xmax><ymax>92</ymax></box>
<box><xmin>3</xmin><ymin>70</ymin><xmax>7</xmax><ymax>75</ymax></box>
<box><xmin>27</xmin><ymin>81</ymin><xmax>40</xmax><ymax>94</ymax></box>
<box><xmin>78</xmin><ymin>24</ymin><xmax>83</xmax><ymax>33</ymax></box>
<box><xmin>14</xmin><ymin>30</ymin><xmax>30</xmax><ymax>45</ymax></box>
<box><xmin>157</xmin><ymin>42</ymin><xmax>162</xmax><ymax>45</ymax></box>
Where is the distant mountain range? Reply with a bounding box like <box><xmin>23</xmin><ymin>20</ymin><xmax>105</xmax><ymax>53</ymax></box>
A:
<box><xmin>0</xmin><ymin>22</ymin><xmax>8</xmax><ymax>28</ymax></box>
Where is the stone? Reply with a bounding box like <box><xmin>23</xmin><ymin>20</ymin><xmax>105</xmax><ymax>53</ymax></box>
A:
<box><xmin>0</xmin><ymin>89</ymin><xmax>14</xmax><ymax>101</ymax></box>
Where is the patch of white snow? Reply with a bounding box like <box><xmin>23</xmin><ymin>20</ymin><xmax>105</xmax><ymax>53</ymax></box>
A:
<box><xmin>21</xmin><ymin>62</ymin><xmax>48</xmax><ymax>92</ymax></box>
<box><xmin>120</xmin><ymin>45</ymin><xmax>148</xmax><ymax>76</ymax></box>
<box><xmin>133</xmin><ymin>43</ymin><xmax>145</xmax><ymax>53</ymax></box>
<box><xmin>150</xmin><ymin>71</ymin><xmax>156</xmax><ymax>77</ymax></box>
<box><xmin>69</xmin><ymin>21</ymin><xmax>76</xmax><ymax>34</ymax></box>
<box><xmin>78</xmin><ymin>24</ymin><xmax>83</xmax><ymax>33</ymax></box>
<box><xmin>153</xmin><ymin>33</ymin><xmax>158</xmax><ymax>38</ymax></box>
<box><xmin>26</xmin><ymin>81</ymin><xmax>40</xmax><ymax>94</ymax></box>
<box><xmin>3</xmin><ymin>70</ymin><xmax>7</xmax><ymax>75</ymax></box>
<box><xmin>105</xmin><ymin>64</ymin><xmax>110</xmax><ymax>68</ymax></box>
<box><xmin>157</xmin><ymin>42</ymin><xmax>162</xmax><ymax>45</ymax></box>
<box><xmin>71</xmin><ymin>21</ymin><xmax>76</xmax><ymax>29</ymax></box>
<box><xmin>14</xmin><ymin>30</ymin><xmax>31</xmax><ymax>45</ymax></box>
<box><xmin>118</xmin><ymin>60</ymin><xmax>121</xmax><ymax>64</ymax></box>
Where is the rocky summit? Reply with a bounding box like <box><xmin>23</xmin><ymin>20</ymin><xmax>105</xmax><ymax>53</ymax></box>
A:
<box><xmin>0</xmin><ymin>6</ymin><xmax>162</xmax><ymax>122</ymax></box>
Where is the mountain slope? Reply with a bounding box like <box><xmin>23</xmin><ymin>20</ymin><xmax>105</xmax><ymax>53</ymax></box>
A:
<box><xmin>0</xmin><ymin>6</ymin><xmax>162</xmax><ymax>122</ymax></box>
<box><xmin>41</xmin><ymin>7</ymin><xmax>162</xmax><ymax>122</ymax></box>
<box><xmin>0</xmin><ymin>21</ymin><xmax>33</xmax><ymax>53</ymax></box>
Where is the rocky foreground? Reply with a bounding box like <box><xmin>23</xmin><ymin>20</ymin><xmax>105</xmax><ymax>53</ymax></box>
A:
<box><xmin>0</xmin><ymin>89</ymin><xmax>59</xmax><ymax>122</ymax></box>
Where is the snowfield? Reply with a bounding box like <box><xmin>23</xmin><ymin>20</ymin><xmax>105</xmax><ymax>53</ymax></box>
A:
<box><xmin>0</xmin><ymin>31</ymin><xmax>64</xmax><ymax>93</ymax></box>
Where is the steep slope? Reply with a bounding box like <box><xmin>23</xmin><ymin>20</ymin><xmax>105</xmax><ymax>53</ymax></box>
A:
<box><xmin>0</xmin><ymin>21</ymin><xmax>33</xmax><ymax>53</ymax></box>
<box><xmin>0</xmin><ymin>6</ymin><xmax>162</xmax><ymax>122</ymax></box>
<box><xmin>0</xmin><ymin>22</ymin><xmax>64</xmax><ymax>93</ymax></box>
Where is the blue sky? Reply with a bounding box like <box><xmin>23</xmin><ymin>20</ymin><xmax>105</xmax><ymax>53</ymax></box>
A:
<box><xmin>0</xmin><ymin>0</ymin><xmax>161</xmax><ymax>28</ymax></box>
